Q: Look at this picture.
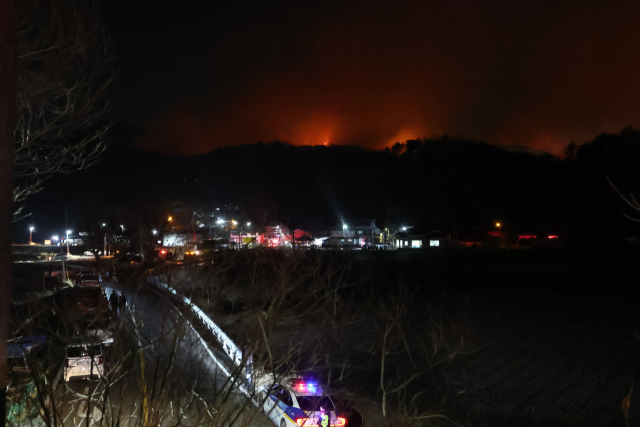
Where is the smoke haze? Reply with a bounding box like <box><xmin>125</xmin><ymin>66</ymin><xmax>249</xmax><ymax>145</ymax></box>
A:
<box><xmin>133</xmin><ymin>1</ymin><xmax>640</xmax><ymax>155</ymax></box>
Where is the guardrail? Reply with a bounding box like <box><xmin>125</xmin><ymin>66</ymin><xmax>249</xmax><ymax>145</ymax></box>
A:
<box><xmin>146</xmin><ymin>274</ymin><xmax>243</xmax><ymax>366</ymax></box>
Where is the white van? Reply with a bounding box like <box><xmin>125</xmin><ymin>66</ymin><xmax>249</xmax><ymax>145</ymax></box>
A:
<box><xmin>64</xmin><ymin>341</ymin><xmax>105</xmax><ymax>381</ymax></box>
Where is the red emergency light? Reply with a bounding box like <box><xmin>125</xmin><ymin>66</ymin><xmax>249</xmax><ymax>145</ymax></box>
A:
<box><xmin>291</xmin><ymin>379</ymin><xmax>318</xmax><ymax>394</ymax></box>
<box><xmin>518</xmin><ymin>235</ymin><xmax>537</xmax><ymax>240</ymax></box>
<box><xmin>548</xmin><ymin>235</ymin><xmax>558</xmax><ymax>239</ymax></box>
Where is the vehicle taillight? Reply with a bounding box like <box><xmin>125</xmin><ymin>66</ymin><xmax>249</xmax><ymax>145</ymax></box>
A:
<box><xmin>96</xmin><ymin>357</ymin><xmax>103</xmax><ymax>364</ymax></box>
<box><xmin>295</xmin><ymin>418</ymin><xmax>308</xmax><ymax>426</ymax></box>
<box><xmin>333</xmin><ymin>417</ymin><xmax>347</xmax><ymax>426</ymax></box>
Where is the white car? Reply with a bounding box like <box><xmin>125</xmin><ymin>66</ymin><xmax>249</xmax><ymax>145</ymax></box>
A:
<box><xmin>64</xmin><ymin>341</ymin><xmax>105</xmax><ymax>381</ymax></box>
<box><xmin>259</xmin><ymin>378</ymin><xmax>346</xmax><ymax>427</ymax></box>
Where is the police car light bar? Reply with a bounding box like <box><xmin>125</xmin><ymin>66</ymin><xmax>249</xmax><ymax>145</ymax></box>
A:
<box><xmin>291</xmin><ymin>378</ymin><xmax>318</xmax><ymax>393</ymax></box>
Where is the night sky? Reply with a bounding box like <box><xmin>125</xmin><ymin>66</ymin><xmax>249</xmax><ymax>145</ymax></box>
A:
<box><xmin>101</xmin><ymin>0</ymin><xmax>640</xmax><ymax>156</ymax></box>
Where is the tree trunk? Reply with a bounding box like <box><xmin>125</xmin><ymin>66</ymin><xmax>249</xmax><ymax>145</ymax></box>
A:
<box><xmin>0</xmin><ymin>1</ymin><xmax>17</xmax><ymax>426</ymax></box>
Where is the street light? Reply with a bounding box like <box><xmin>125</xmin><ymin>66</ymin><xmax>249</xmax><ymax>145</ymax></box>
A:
<box><xmin>29</xmin><ymin>225</ymin><xmax>34</xmax><ymax>244</ymax></box>
<box><xmin>496</xmin><ymin>222</ymin><xmax>501</xmax><ymax>228</ymax></box>
<box><xmin>66</xmin><ymin>230</ymin><xmax>72</xmax><ymax>255</ymax></box>
<box><xmin>402</xmin><ymin>227</ymin><xmax>407</xmax><ymax>231</ymax></box>
<box><xmin>152</xmin><ymin>229</ymin><xmax>157</xmax><ymax>235</ymax></box>
<box><xmin>168</xmin><ymin>216</ymin><xmax>173</xmax><ymax>222</ymax></box>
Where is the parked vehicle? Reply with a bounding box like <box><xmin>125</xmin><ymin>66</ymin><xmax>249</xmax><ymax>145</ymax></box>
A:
<box><xmin>7</xmin><ymin>336</ymin><xmax>47</xmax><ymax>373</ymax></box>
<box><xmin>75</xmin><ymin>315</ymin><xmax>114</xmax><ymax>345</ymax></box>
<box><xmin>73</xmin><ymin>288</ymin><xmax>109</xmax><ymax>315</ymax></box>
<box><xmin>75</xmin><ymin>272</ymin><xmax>100</xmax><ymax>288</ymax></box>
<box><xmin>258</xmin><ymin>378</ymin><xmax>347</xmax><ymax>427</ymax></box>
<box><xmin>64</xmin><ymin>340</ymin><xmax>105</xmax><ymax>381</ymax></box>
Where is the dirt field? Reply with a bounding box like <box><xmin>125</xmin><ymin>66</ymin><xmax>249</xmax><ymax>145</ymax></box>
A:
<box><xmin>445</xmin><ymin>291</ymin><xmax>640</xmax><ymax>426</ymax></box>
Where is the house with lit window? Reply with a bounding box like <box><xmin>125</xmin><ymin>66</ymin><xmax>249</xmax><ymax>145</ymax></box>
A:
<box><xmin>330</xmin><ymin>219</ymin><xmax>380</xmax><ymax>246</ymax></box>
<box><xmin>394</xmin><ymin>229</ymin><xmax>453</xmax><ymax>249</ymax></box>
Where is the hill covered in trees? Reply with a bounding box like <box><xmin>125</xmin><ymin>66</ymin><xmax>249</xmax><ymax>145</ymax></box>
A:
<box><xmin>22</xmin><ymin>124</ymin><xmax>640</xmax><ymax>245</ymax></box>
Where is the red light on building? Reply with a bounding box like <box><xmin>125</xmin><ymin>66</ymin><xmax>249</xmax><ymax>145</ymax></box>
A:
<box><xmin>488</xmin><ymin>231</ymin><xmax>500</xmax><ymax>237</ymax></box>
<box><xmin>547</xmin><ymin>235</ymin><xmax>558</xmax><ymax>239</ymax></box>
<box><xmin>518</xmin><ymin>235</ymin><xmax>537</xmax><ymax>240</ymax></box>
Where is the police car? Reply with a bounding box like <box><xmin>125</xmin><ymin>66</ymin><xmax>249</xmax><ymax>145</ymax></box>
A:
<box><xmin>259</xmin><ymin>378</ymin><xmax>347</xmax><ymax>427</ymax></box>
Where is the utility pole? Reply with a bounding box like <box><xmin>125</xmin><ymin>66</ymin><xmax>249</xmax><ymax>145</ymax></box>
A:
<box><xmin>60</xmin><ymin>239</ymin><xmax>67</xmax><ymax>282</ymax></box>
<box><xmin>65</xmin><ymin>206</ymin><xmax>70</xmax><ymax>256</ymax></box>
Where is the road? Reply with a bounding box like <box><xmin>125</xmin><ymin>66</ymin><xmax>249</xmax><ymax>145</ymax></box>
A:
<box><xmin>10</xmin><ymin>270</ymin><xmax>271</xmax><ymax>427</ymax></box>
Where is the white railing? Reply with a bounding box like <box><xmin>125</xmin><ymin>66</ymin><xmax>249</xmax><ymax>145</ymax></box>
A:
<box><xmin>146</xmin><ymin>274</ymin><xmax>243</xmax><ymax>366</ymax></box>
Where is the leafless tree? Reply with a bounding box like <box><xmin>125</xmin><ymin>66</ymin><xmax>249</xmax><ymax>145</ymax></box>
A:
<box><xmin>608</xmin><ymin>177</ymin><xmax>640</xmax><ymax>222</ymax></box>
<box><xmin>7</xmin><ymin>243</ymin><xmax>471</xmax><ymax>427</ymax></box>
<box><xmin>164</xmin><ymin>250</ymin><xmax>471</xmax><ymax>426</ymax></box>
<box><xmin>0</xmin><ymin>0</ymin><xmax>18</xmax><ymax>425</ymax></box>
<box><xmin>12</xmin><ymin>0</ymin><xmax>112</xmax><ymax>219</ymax></box>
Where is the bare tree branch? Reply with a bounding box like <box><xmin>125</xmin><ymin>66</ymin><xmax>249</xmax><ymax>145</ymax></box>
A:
<box><xmin>12</xmin><ymin>0</ymin><xmax>112</xmax><ymax>218</ymax></box>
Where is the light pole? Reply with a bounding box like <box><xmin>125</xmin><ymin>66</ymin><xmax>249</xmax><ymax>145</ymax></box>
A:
<box><xmin>231</xmin><ymin>220</ymin><xmax>237</xmax><ymax>246</ymax></box>
<box><xmin>342</xmin><ymin>224</ymin><xmax>347</xmax><ymax>238</ymax></box>
<box><xmin>66</xmin><ymin>230</ymin><xmax>72</xmax><ymax>255</ymax></box>
<box><xmin>29</xmin><ymin>225</ymin><xmax>34</xmax><ymax>244</ymax></box>
<box><xmin>102</xmin><ymin>223</ymin><xmax>107</xmax><ymax>256</ymax></box>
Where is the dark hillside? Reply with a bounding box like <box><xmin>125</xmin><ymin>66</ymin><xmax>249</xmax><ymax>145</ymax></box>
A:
<box><xmin>21</xmin><ymin>125</ymin><xmax>640</xmax><ymax>244</ymax></box>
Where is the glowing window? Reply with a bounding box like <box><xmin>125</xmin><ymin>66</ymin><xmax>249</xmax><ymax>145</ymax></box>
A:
<box><xmin>411</xmin><ymin>240</ymin><xmax>422</xmax><ymax>248</ymax></box>
<box><xmin>430</xmin><ymin>240</ymin><xmax>439</xmax><ymax>247</ymax></box>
